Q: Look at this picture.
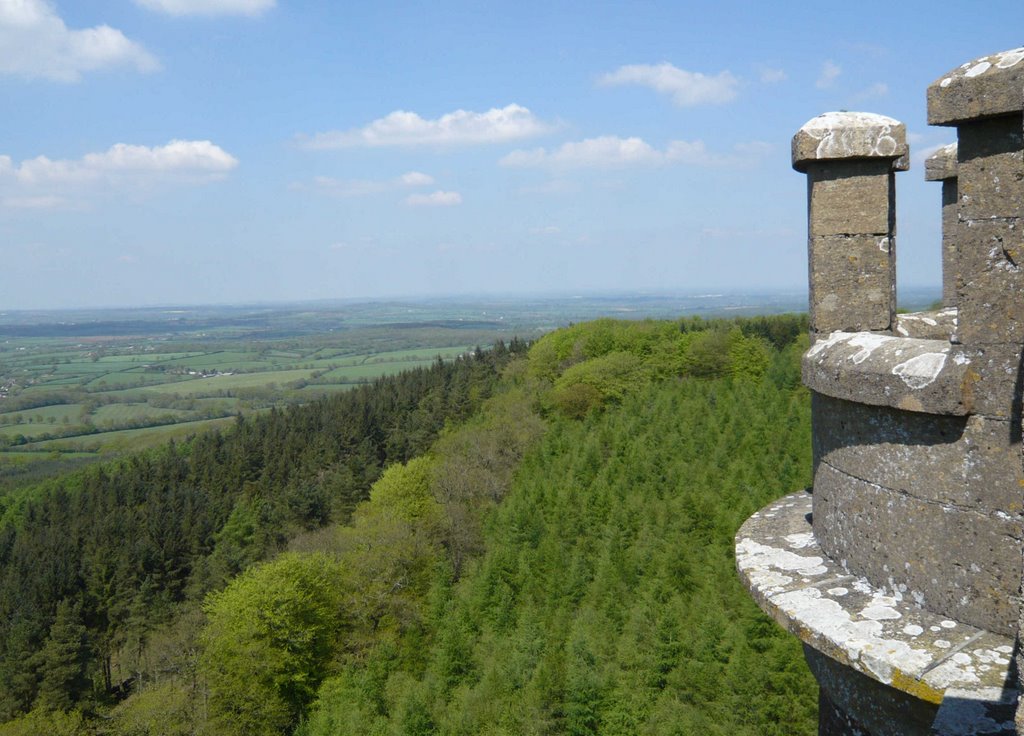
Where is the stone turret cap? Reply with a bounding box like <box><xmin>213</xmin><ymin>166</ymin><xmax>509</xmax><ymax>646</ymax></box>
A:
<box><xmin>924</xmin><ymin>143</ymin><xmax>957</xmax><ymax>181</ymax></box>
<box><xmin>928</xmin><ymin>47</ymin><xmax>1024</xmax><ymax>126</ymax></box>
<box><xmin>792</xmin><ymin>112</ymin><xmax>909</xmax><ymax>172</ymax></box>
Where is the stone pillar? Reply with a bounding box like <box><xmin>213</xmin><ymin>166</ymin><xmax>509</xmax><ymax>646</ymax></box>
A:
<box><xmin>924</xmin><ymin>143</ymin><xmax>958</xmax><ymax>308</ymax></box>
<box><xmin>928</xmin><ymin>49</ymin><xmax>1024</xmax><ymax>358</ymax></box>
<box><xmin>792</xmin><ymin>112</ymin><xmax>908</xmax><ymax>339</ymax></box>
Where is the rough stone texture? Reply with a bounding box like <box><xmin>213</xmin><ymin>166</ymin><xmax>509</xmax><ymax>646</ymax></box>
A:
<box><xmin>811</xmin><ymin>395</ymin><xmax>1023</xmax><ymax>515</ymax></box>
<box><xmin>736</xmin><ymin>492</ymin><xmax>1017</xmax><ymax>717</ymax></box>
<box><xmin>956</xmin><ymin>117</ymin><xmax>1023</xmax><ymax>221</ymax></box>
<box><xmin>793</xmin><ymin>112</ymin><xmax>909</xmax><ymax>172</ymax></box>
<box><xmin>809</xmin><ymin>237</ymin><xmax>895</xmax><ymax>334</ymax></box>
<box><xmin>932</xmin><ymin>689</ymin><xmax>1018</xmax><ymax>735</ymax></box>
<box><xmin>925</xmin><ymin>144</ymin><xmax>960</xmax><ymax>307</ymax></box>
<box><xmin>926</xmin><ymin>144</ymin><xmax>959</xmax><ymax>182</ymax></box>
<box><xmin>808</xmin><ymin>160</ymin><xmax>896</xmax><ymax>236</ymax></box>
<box><xmin>812</xmin><ymin>462</ymin><xmax>1023</xmax><ymax>636</ymax></box>
<box><xmin>808</xmin><ymin>646</ymin><xmax>938</xmax><ymax>736</ymax></box>
<box><xmin>955</xmin><ymin>219</ymin><xmax>1024</xmax><ymax>347</ymax></box>
<box><xmin>896</xmin><ymin>308</ymin><xmax>957</xmax><ymax>340</ymax></box>
<box><xmin>802</xmin><ymin>332</ymin><xmax>973</xmax><ymax>415</ymax></box>
<box><xmin>942</xmin><ymin>182</ymin><xmax>959</xmax><ymax>307</ymax></box>
<box><xmin>928</xmin><ymin>48</ymin><xmax>1024</xmax><ymax>126</ymax></box>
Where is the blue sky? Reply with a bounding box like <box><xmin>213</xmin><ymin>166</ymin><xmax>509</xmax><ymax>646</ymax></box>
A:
<box><xmin>0</xmin><ymin>0</ymin><xmax>1021</xmax><ymax>309</ymax></box>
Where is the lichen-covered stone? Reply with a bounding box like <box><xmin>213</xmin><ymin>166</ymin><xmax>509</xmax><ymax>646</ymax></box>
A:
<box><xmin>928</xmin><ymin>48</ymin><xmax>1024</xmax><ymax>126</ymax></box>
<box><xmin>802</xmin><ymin>332</ymin><xmax>972</xmax><ymax>415</ymax></box>
<box><xmin>811</xmin><ymin>395</ymin><xmax>1024</xmax><ymax>515</ymax></box>
<box><xmin>808</xmin><ymin>159</ymin><xmax>895</xmax><ymax>236</ymax></box>
<box><xmin>956</xmin><ymin>117</ymin><xmax>1023</xmax><ymax>221</ymax></box>
<box><xmin>735</xmin><ymin>492</ymin><xmax>1016</xmax><ymax>714</ymax></box>
<box><xmin>925</xmin><ymin>144</ymin><xmax>958</xmax><ymax>182</ymax></box>
<box><xmin>809</xmin><ymin>238</ymin><xmax>895</xmax><ymax>334</ymax></box>
<box><xmin>895</xmin><ymin>309</ymin><xmax>957</xmax><ymax>341</ymax></box>
<box><xmin>793</xmin><ymin>112</ymin><xmax>909</xmax><ymax>172</ymax></box>
<box><xmin>812</xmin><ymin>462</ymin><xmax>1023</xmax><ymax>636</ymax></box>
<box><xmin>955</xmin><ymin>220</ymin><xmax>1024</xmax><ymax>347</ymax></box>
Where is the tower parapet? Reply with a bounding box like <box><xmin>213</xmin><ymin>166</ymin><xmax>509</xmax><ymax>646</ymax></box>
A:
<box><xmin>737</xmin><ymin>47</ymin><xmax>1024</xmax><ymax>735</ymax></box>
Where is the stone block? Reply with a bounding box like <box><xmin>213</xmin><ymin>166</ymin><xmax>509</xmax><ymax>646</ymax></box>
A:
<box><xmin>811</xmin><ymin>394</ymin><xmax>1022</xmax><ymax>514</ymax></box>
<box><xmin>928</xmin><ymin>48</ymin><xmax>1024</xmax><ymax>126</ymax></box>
<box><xmin>956</xmin><ymin>117</ymin><xmax>1023</xmax><ymax>221</ymax></box>
<box><xmin>810</xmin><ymin>236</ymin><xmax>894</xmax><ymax>333</ymax></box>
<box><xmin>812</xmin><ymin>462</ymin><xmax>1023</xmax><ymax>636</ymax></box>
<box><xmin>808</xmin><ymin>160</ymin><xmax>895</xmax><ymax>236</ymax></box>
<box><xmin>955</xmin><ymin>219</ymin><xmax>1024</xmax><ymax>346</ymax></box>
<box><xmin>895</xmin><ymin>308</ymin><xmax>956</xmax><ymax>340</ymax></box>
<box><xmin>802</xmin><ymin>333</ymin><xmax>972</xmax><ymax>415</ymax></box>
<box><xmin>793</xmin><ymin>112</ymin><xmax>908</xmax><ymax>172</ymax></box>
<box><xmin>925</xmin><ymin>143</ymin><xmax>957</xmax><ymax>182</ymax></box>
<box><xmin>941</xmin><ymin>185</ymin><xmax>958</xmax><ymax>308</ymax></box>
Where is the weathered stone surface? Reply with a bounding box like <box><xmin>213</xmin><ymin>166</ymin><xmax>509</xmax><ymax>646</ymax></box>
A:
<box><xmin>808</xmin><ymin>647</ymin><xmax>938</xmax><ymax>736</ymax></box>
<box><xmin>803</xmin><ymin>332</ymin><xmax>972</xmax><ymax>415</ymax></box>
<box><xmin>928</xmin><ymin>48</ymin><xmax>1024</xmax><ymax>126</ymax></box>
<box><xmin>941</xmin><ymin>184</ymin><xmax>958</xmax><ymax>307</ymax></box>
<box><xmin>955</xmin><ymin>219</ymin><xmax>1024</xmax><ymax>347</ymax></box>
<box><xmin>809</xmin><ymin>238</ymin><xmax>894</xmax><ymax>334</ymax></box>
<box><xmin>956</xmin><ymin>117</ymin><xmax>1023</xmax><ymax>221</ymax></box>
<box><xmin>932</xmin><ymin>689</ymin><xmax>1017</xmax><ymax>735</ymax></box>
<box><xmin>811</xmin><ymin>395</ymin><xmax>1023</xmax><ymax>515</ymax></box>
<box><xmin>812</xmin><ymin>462</ymin><xmax>1023</xmax><ymax>636</ymax></box>
<box><xmin>896</xmin><ymin>308</ymin><xmax>956</xmax><ymax>340</ymax></box>
<box><xmin>793</xmin><ymin>112</ymin><xmax>908</xmax><ymax>172</ymax></box>
<box><xmin>736</xmin><ymin>491</ymin><xmax>1016</xmax><ymax>704</ymax></box>
<box><xmin>925</xmin><ymin>143</ymin><xmax>958</xmax><ymax>182</ymax></box>
<box><xmin>808</xmin><ymin>160</ymin><xmax>895</xmax><ymax>236</ymax></box>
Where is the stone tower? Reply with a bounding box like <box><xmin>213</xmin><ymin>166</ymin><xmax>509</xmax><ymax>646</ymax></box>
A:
<box><xmin>737</xmin><ymin>47</ymin><xmax>1024</xmax><ymax>735</ymax></box>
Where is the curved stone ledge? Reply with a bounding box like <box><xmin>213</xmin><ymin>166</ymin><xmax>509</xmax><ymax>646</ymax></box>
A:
<box><xmin>804</xmin><ymin>331</ymin><xmax>974</xmax><ymax>415</ymax></box>
<box><xmin>736</xmin><ymin>491</ymin><xmax>1018</xmax><ymax>733</ymax></box>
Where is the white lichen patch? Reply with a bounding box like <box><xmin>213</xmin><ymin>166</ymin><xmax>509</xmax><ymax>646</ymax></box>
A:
<box><xmin>771</xmin><ymin>587</ymin><xmax>931</xmax><ymax>682</ymax></box>
<box><xmin>995</xmin><ymin>47</ymin><xmax>1024</xmax><ymax>69</ymax></box>
<box><xmin>941</xmin><ymin>620</ymin><xmax>957</xmax><ymax>629</ymax></box>
<box><xmin>784</xmin><ymin>532</ymin><xmax>815</xmax><ymax>549</ymax></box>
<box><xmin>847</xmin><ymin>333</ymin><xmax>892</xmax><ymax>364</ymax></box>
<box><xmin>925</xmin><ymin>657</ymin><xmax>980</xmax><ymax>689</ymax></box>
<box><xmin>892</xmin><ymin>352</ymin><xmax>948</xmax><ymax>388</ymax></box>
<box><xmin>964</xmin><ymin>61</ymin><xmax>992</xmax><ymax>78</ymax></box>
<box><xmin>735</xmin><ymin>538</ymin><xmax>827</xmax><ymax>576</ymax></box>
<box><xmin>827</xmin><ymin>587</ymin><xmax>849</xmax><ymax>597</ymax></box>
<box><xmin>903</xmin><ymin>624</ymin><xmax>924</xmax><ymax>636</ymax></box>
<box><xmin>936</xmin><ymin>639</ymin><xmax>952</xmax><ymax>649</ymax></box>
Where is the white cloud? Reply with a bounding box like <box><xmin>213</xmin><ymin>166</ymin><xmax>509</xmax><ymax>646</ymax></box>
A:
<box><xmin>758</xmin><ymin>66</ymin><xmax>786</xmax><ymax>84</ymax></box>
<box><xmin>0</xmin><ymin>0</ymin><xmax>158</xmax><ymax>82</ymax></box>
<box><xmin>850</xmin><ymin>82</ymin><xmax>889</xmax><ymax>101</ymax></box>
<box><xmin>133</xmin><ymin>0</ymin><xmax>275</xmax><ymax>16</ymax></box>
<box><xmin>405</xmin><ymin>190</ymin><xmax>462</xmax><ymax>206</ymax></box>
<box><xmin>598</xmin><ymin>63</ymin><xmax>738</xmax><ymax>106</ymax></box>
<box><xmin>816</xmin><ymin>60</ymin><xmax>841</xmax><ymax>89</ymax></box>
<box><xmin>0</xmin><ymin>140</ymin><xmax>238</xmax><ymax>208</ymax></box>
<box><xmin>299</xmin><ymin>171</ymin><xmax>434</xmax><ymax>197</ymax></box>
<box><xmin>501</xmin><ymin>136</ymin><xmax>771</xmax><ymax>169</ymax></box>
<box><xmin>300</xmin><ymin>104</ymin><xmax>555</xmax><ymax>149</ymax></box>
<box><xmin>7</xmin><ymin>140</ymin><xmax>238</xmax><ymax>185</ymax></box>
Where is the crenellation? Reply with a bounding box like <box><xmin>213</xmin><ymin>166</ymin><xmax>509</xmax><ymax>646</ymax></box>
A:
<box><xmin>739</xmin><ymin>46</ymin><xmax>1024</xmax><ymax>736</ymax></box>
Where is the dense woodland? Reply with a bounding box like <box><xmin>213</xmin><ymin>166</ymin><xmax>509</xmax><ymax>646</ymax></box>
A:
<box><xmin>0</xmin><ymin>315</ymin><xmax>817</xmax><ymax>735</ymax></box>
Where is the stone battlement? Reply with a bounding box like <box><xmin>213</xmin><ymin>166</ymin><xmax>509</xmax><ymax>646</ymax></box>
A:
<box><xmin>738</xmin><ymin>46</ymin><xmax>1024</xmax><ymax>735</ymax></box>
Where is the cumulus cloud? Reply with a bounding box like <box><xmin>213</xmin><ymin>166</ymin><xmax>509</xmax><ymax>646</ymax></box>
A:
<box><xmin>816</xmin><ymin>60</ymin><xmax>841</xmax><ymax>89</ymax></box>
<box><xmin>0</xmin><ymin>140</ymin><xmax>237</xmax><ymax>208</ymax></box>
<box><xmin>133</xmin><ymin>0</ymin><xmax>275</xmax><ymax>17</ymax></box>
<box><xmin>299</xmin><ymin>104</ymin><xmax>555</xmax><ymax>149</ymax></box>
<box><xmin>405</xmin><ymin>190</ymin><xmax>462</xmax><ymax>206</ymax></box>
<box><xmin>500</xmin><ymin>136</ymin><xmax>771</xmax><ymax>169</ymax></box>
<box><xmin>299</xmin><ymin>171</ymin><xmax>435</xmax><ymax>197</ymax></box>
<box><xmin>598</xmin><ymin>63</ymin><xmax>738</xmax><ymax>106</ymax></box>
<box><xmin>758</xmin><ymin>66</ymin><xmax>786</xmax><ymax>84</ymax></box>
<box><xmin>0</xmin><ymin>0</ymin><xmax>158</xmax><ymax>82</ymax></box>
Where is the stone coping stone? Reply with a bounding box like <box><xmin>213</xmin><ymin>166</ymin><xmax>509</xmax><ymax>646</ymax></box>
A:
<box><xmin>925</xmin><ymin>144</ymin><xmax>958</xmax><ymax>182</ymax></box>
<box><xmin>803</xmin><ymin>331</ymin><xmax>972</xmax><ymax>415</ymax></box>
<box><xmin>793</xmin><ymin>111</ymin><xmax>909</xmax><ymax>172</ymax></box>
<box><xmin>896</xmin><ymin>308</ymin><xmax>957</xmax><ymax>340</ymax></box>
<box><xmin>736</xmin><ymin>491</ymin><xmax>1018</xmax><ymax>734</ymax></box>
<box><xmin>928</xmin><ymin>48</ymin><xmax>1024</xmax><ymax>126</ymax></box>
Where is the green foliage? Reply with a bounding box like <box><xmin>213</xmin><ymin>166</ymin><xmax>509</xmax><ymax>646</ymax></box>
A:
<box><xmin>0</xmin><ymin>706</ymin><xmax>87</xmax><ymax>736</ymax></box>
<box><xmin>201</xmin><ymin>553</ymin><xmax>346</xmax><ymax>736</ymax></box>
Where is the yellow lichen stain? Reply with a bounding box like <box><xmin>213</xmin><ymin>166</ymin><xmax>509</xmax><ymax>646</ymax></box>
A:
<box><xmin>891</xmin><ymin>670</ymin><xmax>944</xmax><ymax>705</ymax></box>
<box><xmin>959</xmin><ymin>367</ymin><xmax>981</xmax><ymax>411</ymax></box>
<box><xmin>898</xmin><ymin>395</ymin><xmax>925</xmax><ymax>412</ymax></box>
